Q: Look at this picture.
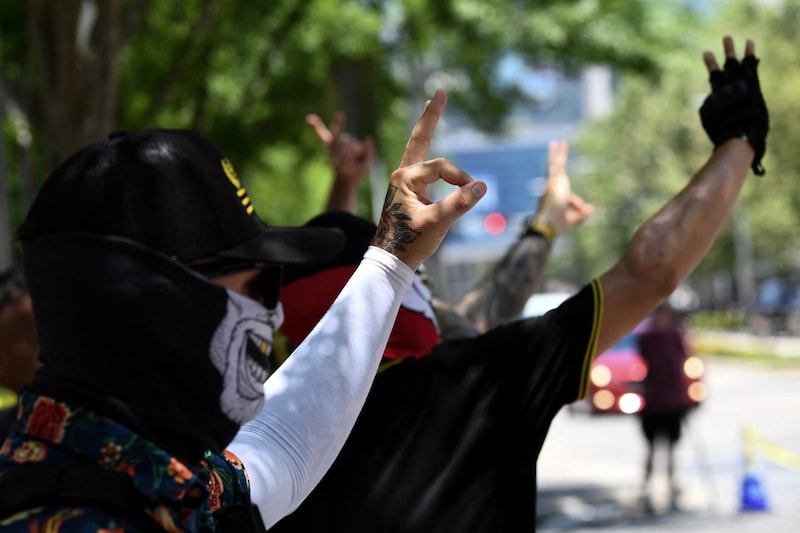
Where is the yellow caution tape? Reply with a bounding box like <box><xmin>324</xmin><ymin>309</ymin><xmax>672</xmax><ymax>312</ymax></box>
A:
<box><xmin>743</xmin><ymin>424</ymin><xmax>800</xmax><ymax>471</ymax></box>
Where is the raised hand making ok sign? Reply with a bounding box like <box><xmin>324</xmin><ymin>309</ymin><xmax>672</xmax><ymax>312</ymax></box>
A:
<box><xmin>373</xmin><ymin>90</ymin><xmax>487</xmax><ymax>270</ymax></box>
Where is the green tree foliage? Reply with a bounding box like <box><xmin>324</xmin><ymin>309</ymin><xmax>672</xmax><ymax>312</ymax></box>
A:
<box><xmin>718</xmin><ymin>0</ymin><xmax>800</xmax><ymax>274</ymax></box>
<box><xmin>1</xmin><ymin>0</ymin><xmax>697</xmax><ymax>248</ymax></box>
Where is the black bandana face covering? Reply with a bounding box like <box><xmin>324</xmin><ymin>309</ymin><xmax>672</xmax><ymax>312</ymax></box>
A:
<box><xmin>23</xmin><ymin>233</ymin><xmax>281</xmax><ymax>461</ymax></box>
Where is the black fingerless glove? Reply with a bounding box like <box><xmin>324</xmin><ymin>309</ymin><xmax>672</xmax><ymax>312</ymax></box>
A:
<box><xmin>699</xmin><ymin>55</ymin><xmax>769</xmax><ymax>176</ymax></box>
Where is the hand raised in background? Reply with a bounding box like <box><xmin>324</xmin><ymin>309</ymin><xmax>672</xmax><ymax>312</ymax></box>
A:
<box><xmin>533</xmin><ymin>140</ymin><xmax>594</xmax><ymax>238</ymax></box>
<box><xmin>307</xmin><ymin>111</ymin><xmax>376</xmax><ymax>213</ymax></box>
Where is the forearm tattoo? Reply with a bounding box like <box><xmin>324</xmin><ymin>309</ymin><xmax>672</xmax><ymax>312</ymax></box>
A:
<box><xmin>453</xmin><ymin>234</ymin><xmax>551</xmax><ymax>333</ymax></box>
<box><xmin>374</xmin><ymin>185</ymin><xmax>421</xmax><ymax>253</ymax></box>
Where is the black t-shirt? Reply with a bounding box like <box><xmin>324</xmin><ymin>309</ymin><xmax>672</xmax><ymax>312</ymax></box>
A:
<box><xmin>270</xmin><ymin>280</ymin><xmax>601</xmax><ymax>533</ymax></box>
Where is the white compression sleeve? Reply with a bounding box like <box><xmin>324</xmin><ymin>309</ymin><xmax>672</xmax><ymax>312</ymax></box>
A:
<box><xmin>226</xmin><ymin>246</ymin><xmax>414</xmax><ymax>528</ymax></box>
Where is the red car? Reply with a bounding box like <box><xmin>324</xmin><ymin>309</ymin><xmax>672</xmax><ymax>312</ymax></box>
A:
<box><xmin>586</xmin><ymin>322</ymin><xmax>706</xmax><ymax>415</ymax></box>
<box><xmin>522</xmin><ymin>294</ymin><xmax>706</xmax><ymax>415</ymax></box>
<box><xmin>586</xmin><ymin>331</ymin><xmax>648</xmax><ymax>414</ymax></box>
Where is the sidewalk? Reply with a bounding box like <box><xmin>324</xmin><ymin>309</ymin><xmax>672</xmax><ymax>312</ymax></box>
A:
<box><xmin>536</xmin><ymin>356</ymin><xmax>800</xmax><ymax>532</ymax></box>
<box><xmin>538</xmin><ymin>492</ymin><xmax>798</xmax><ymax>533</ymax></box>
<box><xmin>693</xmin><ymin>330</ymin><xmax>800</xmax><ymax>359</ymax></box>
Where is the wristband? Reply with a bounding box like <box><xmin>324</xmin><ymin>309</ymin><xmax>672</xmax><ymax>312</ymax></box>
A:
<box><xmin>521</xmin><ymin>217</ymin><xmax>555</xmax><ymax>244</ymax></box>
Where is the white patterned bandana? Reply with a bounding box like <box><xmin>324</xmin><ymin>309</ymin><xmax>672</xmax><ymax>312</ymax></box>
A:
<box><xmin>210</xmin><ymin>291</ymin><xmax>285</xmax><ymax>424</ymax></box>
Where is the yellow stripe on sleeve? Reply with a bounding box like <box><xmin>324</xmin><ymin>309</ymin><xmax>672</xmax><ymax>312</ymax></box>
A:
<box><xmin>577</xmin><ymin>278</ymin><xmax>603</xmax><ymax>400</ymax></box>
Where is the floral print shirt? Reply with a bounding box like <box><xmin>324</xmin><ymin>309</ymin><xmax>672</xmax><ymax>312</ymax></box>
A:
<box><xmin>0</xmin><ymin>388</ymin><xmax>251</xmax><ymax>532</ymax></box>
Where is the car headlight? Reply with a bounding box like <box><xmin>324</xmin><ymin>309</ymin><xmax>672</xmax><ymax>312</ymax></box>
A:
<box><xmin>619</xmin><ymin>393</ymin><xmax>644</xmax><ymax>414</ymax></box>
<box><xmin>684</xmin><ymin>356</ymin><xmax>704</xmax><ymax>379</ymax></box>
<box><xmin>592</xmin><ymin>389</ymin><xmax>615</xmax><ymax>411</ymax></box>
<box><xmin>688</xmin><ymin>381</ymin><xmax>707</xmax><ymax>403</ymax></box>
<box><xmin>591</xmin><ymin>364</ymin><xmax>612</xmax><ymax>387</ymax></box>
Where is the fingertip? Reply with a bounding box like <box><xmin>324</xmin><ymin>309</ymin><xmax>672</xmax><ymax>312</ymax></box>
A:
<box><xmin>703</xmin><ymin>51</ymin><xmax>718</xmax><ymax>72</ymax></box>
<box><xmin>469</xmin><ymin>180</ymin><xmax>487</xmax><ymax>199</ymax></box>
<box><xmin>723</xmin><ymin>35</ymin><xmax>736</xmax><ymax>57</ymax></box>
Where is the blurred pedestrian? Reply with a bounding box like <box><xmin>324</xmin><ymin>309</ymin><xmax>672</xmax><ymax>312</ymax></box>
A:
<box><xmin>637</xmin><ymin>304</ymin><xmax>696</xmax><ymax>512</ymax></box>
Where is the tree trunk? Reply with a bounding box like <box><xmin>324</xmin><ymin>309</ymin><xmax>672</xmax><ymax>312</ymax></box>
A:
<box><xmin>27</xmin><ymin>0</ymin><xmax>124</xmax><ymax>172</ymax></box>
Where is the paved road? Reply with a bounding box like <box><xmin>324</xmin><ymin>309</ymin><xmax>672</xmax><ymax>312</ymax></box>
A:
<box><xmin>535</xmin><ymin>356</ymin><xmax>800</xmax><ymax>532</ymax></box>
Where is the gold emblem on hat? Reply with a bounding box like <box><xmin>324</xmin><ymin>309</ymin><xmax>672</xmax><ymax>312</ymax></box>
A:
<box><xmin>221</xmin><ymin>158</ymin><xmax>254</xmax><ymax>215</ymax></box>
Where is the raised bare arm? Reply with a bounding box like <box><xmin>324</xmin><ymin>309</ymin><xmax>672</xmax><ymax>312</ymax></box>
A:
<box><xmin>597</xmin><ymin>36</ymin><xmax>766</xmax><ymax>352</ymax></box>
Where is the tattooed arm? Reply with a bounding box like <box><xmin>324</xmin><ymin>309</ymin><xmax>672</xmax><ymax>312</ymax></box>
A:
<box><xmin>451</xmin><ymin>140</ymin><xmax>594</xmax><ymax>335</ymax></box>
<box><xmin>448</xmin><ymin>236</ymin><xmax>554</xmax><ymax>336</ymax></box>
